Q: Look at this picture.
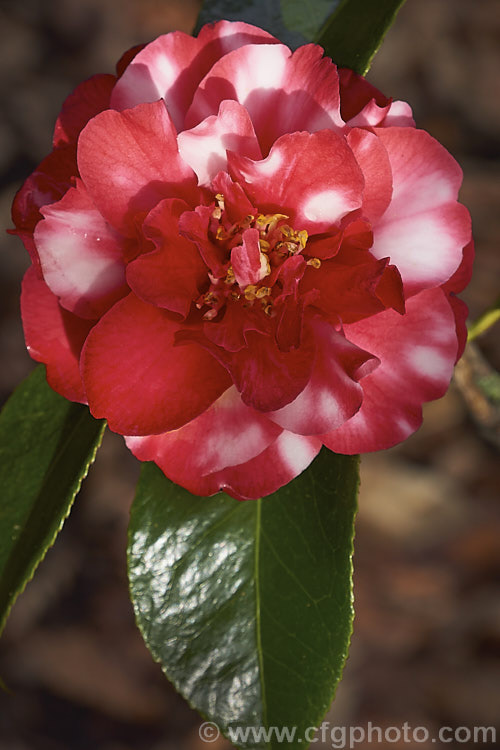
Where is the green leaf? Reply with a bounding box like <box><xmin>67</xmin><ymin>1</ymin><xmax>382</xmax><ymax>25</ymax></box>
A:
<box><xmin>280</xmin><ymin>0</ymin><xmax>341</xmax><ymax>42</ymax></box>
<box><xmin>196</xmin><ymin>0</ymin><xmax>310</xmax><ymax>48</ymax></box>
<box><xmin>316</xmin><ymin>0</ymin><xmax>408</xmax><ymax>74</ymax></box>
<box><xmin>0</xmin><ymin>366</ymin><xmax>106</xmax><ymax>634</ymax></box>
<box><xmin>128</xmin><ymin>450</ymin><xmax>358</xmax><ymax>749</ymax></box>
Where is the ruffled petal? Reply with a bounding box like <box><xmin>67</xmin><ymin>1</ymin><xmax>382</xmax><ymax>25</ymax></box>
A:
<box><xmin>115</xmin><ymin>43</ymin><xmax>146</xmax><ymax>78</ymax></box>
<box><xmin>178</xmin><ymin>204</ymin><xmax>227</xmax><ymax>277</ymax></box>
<box><xmin>211</xmin><ymin>171</ymin><xmax>256</xmax><ymax>224</ymax></box>
<box><xmin>111</xmin><ymin>21</ymin><xmax>279</xmax><ymax>131</ymax></box>
<box><xmin>228</xmin><ymin>130</ymin><xmax>364</xmax><ymax>235</ymax></box>
<box><xmin>77</xmin><ymin>100</ymin><xmax>198</xmax><ymax>235</ymax></box>
<box><xmin>371</xmin><ymin>128</ymin><xmax>472</xmax><ymax>294</ymax></box>
<box><xmin>35</xmin><ymin>182</ymin><xmax>128</xmax><ymax>319</ymax></box>
<box><xmin>231</xmin><ymin>228</ymin><xmax>269</xmax><ymax>288</ymax></box>
<box><xmin>346</xmin><ymin>128</ymin><xmax>392</xmax><ymax>223</ymax></box>
<box><xmin>301</xmin><ymin>248</ymin><xmax>405</xmax><ymax>324</ymax></box>
<box><xmin>186</xmin><ymin>43</ymin><xmax>344</xmax><ymax>153</ymax></box>
<box><xmin>81</xmin><ymin>293</ymin><xmax>231</xmax><ymax>435</ymax></box>
<box><xmin>442</xmin><ymin>239</ymin><xmax>474</xmax><ymax>361</ymax></box>
<box><xmin>203</xmin><ymin>431</ymin><xmax>322</xmax><ymax>500</ymax></box>
<box><xmin>221</xmin><ymin>329</ymin><xmax>315</xmax><ymax>412</ymax></box>
<box><xmin>52</xmin><ymin>74</ymin><xmax>116</xmax><ymax>149</ymax></box>
<box><xmin>322</xmin><ymin>288</ymin><xmax>460</xmax><ymax>453</ymax></box>
<box><xmin>10</xmin><ymin>147</ymin><xmax>77</xmax><ymax>270</ymax></box>
<box><xmin>382</xmin><ymin>100</ymin><xmax>415</xmax><ymax>128</ymax></box>
<box><xmin>126</xmin><ymin>385</ymin><xmax>281</xmax><ymax>482</ymax></box>
<box><xmin>338</xmin><ymin>68</ymin><xmax>390</xmax><ymax>122</ymax></box>
<box><xmin>21</xmin><ymin>267</ymin><xmax>92</xmax><ymax>403</ymax></box>
<box><xmin>268</xmin><ymin>319</ymin><xmax>377</xmax><ymax>434</ymax></box>
<box><xmin>338</xmin><ymin>69</ymin><xmax>414</xmax><ymax>128</ymax></box>
<box><xmin>443</xmin><ymin>239</ymin><xmax>475</xmax><ymax>295</ymax></box>
<box><xmin>127</xmin><ymin>198</ymin><xmax>207</xmax><ymax>317</ymax></box>
<box><xmin>178</xmin><ymin>100</ymin><xmax>262</xmax><ymax>187</ymax></box>
<box><xmin>447</xmin><ymin>295</ymin><xmax>469</xmax><ymax>363</ymax></box>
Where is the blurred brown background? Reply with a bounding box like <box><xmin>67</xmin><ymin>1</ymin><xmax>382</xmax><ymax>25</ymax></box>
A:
<box><xmin>0</xmin><ymin>1</ymin><xmax>499</xmax><ymax>748</ymax></box>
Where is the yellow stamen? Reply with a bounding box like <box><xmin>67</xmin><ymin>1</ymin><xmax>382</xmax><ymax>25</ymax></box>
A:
<box><xmin>255</xmin><ymin>213</ymin><xmax>289</xmax><ymax>232</ymax></box>
<box><xmin>307</xmin><ymin>257</ymin><xmax>322</xmax><ymax>269</ymax></box>
<box><xmin>276</xmin><ymin>240</ymin><xmax>299</xmax><ymax>255</ymax></box>
<box><xmin>224</xmin><ymin>266</ymin><xmax>235</xmax><ymax>285</ymax></box>
<box><xmin>212</xmin><ymin>193</ymin><xmax>225</xmax><ymax>219</ymax></box>
<box><xmin>255</xmin><ymin>286</ymin><xmax>271</xmax><ymax>299</ymax></box>
<box><xmin>297</xmin><ymin>230</ymin><xmax>308</xmax><ymax>250</ymax></box>
<box><xmin>279</xmin><ymin>226</ymin><xmax>308</xmax><ymax>250</ymax></box>
<box><xmin>244</xmin><ymin>284</ymin><xmax>258</xmax><ymax>300</ymax></box>
<box><xmin>261</xmin><ymin>253</ymin><xmax>271</xmax><ymax>277</ymax></box>
<box><xmin>241</xmin><ymin>215</ymin><xmax>255</xmax><ymax>229</ymax></box>
<box><xmin>216</xmin><ymin>226</ymin><xmax>228</xmax><ymax>241</ymax></box>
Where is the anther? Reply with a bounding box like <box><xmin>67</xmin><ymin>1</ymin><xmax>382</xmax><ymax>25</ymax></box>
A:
<box><xmin>255</xmin><ymin>286</ymin><xmax>271</xmax><ymax>299</ymax></box>
<box><xmin>306</xmin><ymin>257</ymin><xmax>322</xmax><ymax>269</ymax></box>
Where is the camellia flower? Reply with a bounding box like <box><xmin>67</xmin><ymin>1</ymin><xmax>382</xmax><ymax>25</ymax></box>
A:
<box><xmin>12</xmin><ymin>21</ymin><xmax>473</xmax><ymax>500</ymax></box>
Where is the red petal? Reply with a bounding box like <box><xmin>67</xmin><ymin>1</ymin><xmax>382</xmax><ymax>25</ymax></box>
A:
<box><xmin>228</xmin><ymin>130</ymin><xmax>364</xmax><ymax>235</ymax></box>
<box><xmin>372</xmin><ymin>128</ymin><xmax>472</xmax><ymax>295</ymax></box>
<box><xmin>77</xmin><ymin>101</ymin><xmax>198</xmax><ymax>235</ymax></box>
<box><xmin>10</xmin><ymin>147</ymin><xmax>77</xmax><ymax>270</ymax></box>
<box><xmin>126</xmin><ymin>385</ymin><xmax>281</xmax><ymax>482</ymax></box>
<box><xmin>115</xmin><ymin>44</ymin><xmax>146</xmax><ymax>78</ymax></box>
<box><xmin>442</xmin><ymin>239</ymin><xmax>474</xmax><ymax>362</ymax></box>
<box><xmin>231</xmin><ymin>228</ymin><xmax>268</xmax><ymax>288</ymax></box>
<box><xmin>21</xmin><ymin>267</ymin><xmax>92</xmax><ymax>403</ymax></box>
<box><xmin>347</xmin><ymin>128</ymin><xmax>392</xmax><ymax>223</ymax></box>
<box><xmin>339</xmin><ymin>68</ymin><xmax>414</xmax><ymax>128</ymax></box>
<box><xmin>186</xmin><ymin>43</ymin><xmax>344</xmax><ymax>154</ymax></box>
<box><xmin>447</xmin><ymin>294</ymin><xmax>469</xmax><ymax>363</ymax></box>
<box><xmin>204</xmin><ymin>301</ymin><xmax>269</xmax><ymax>353</ymax></box>
<box><xmin>274</xmin><ymin>255</ymin><xmax>307</xmax><ymax>351</ymax></box>
<box><xmin>268</xmin><ymin>319</ymin><xmax>377</xmax><ymax>434</ymax></box>
<box><xmin>81</xmin><ymin>293</ymin><xmax>230</xmax><ymax>435</ymax></box>
<box><xmin>52</xmin><ymin>74</ymin><xmax>116</xmax><ymax>149</ymax></box>
<box><xmin>338</xmin><ymin>68</ymin><xmax>389</xmax><ymax>121</ymax></box>
<box><xmin>178</xmin><ymin>205</ymin><xmax>227</xmax><ymax>277</ymax></box>
<box><xmin>222</xmin><ymin>329</ymin><xmax>315</xmax><ymax>412</ymax></box>
<box><xmin>178</xmin><ymin>100</ymin><xmax>262</xmax><ymax>187</ymax></box>
<box><xmin>200</xmin><ymin>431</ymin><xmax>322</xmax><ymax>500</ymax></box>
<box><xmin>35</xmin><ymin>181</ymin><xmax>128</xmax><ymax>319</ymax></box>
<box><xmin>111</xmin><ymin>21</ymin><xmax>279</xmax><ymax>131</ymax></box>
<box><xmin>375</xmin><ymin>263</ymin><xmax>405</xmax><ymax>315</ymax></box>
<box><xmin>127</xmin><ymin>198</ymin><xmax>207</xmax><ymax>317</ymax></box>
<box><xmin>301</xmin><ymin>249</ymin><xmax>402</xmax><ymax>324</ymax></box>
<box><xmin>443</xmin><ymin>239</ymin><xmax>474</xmax><ymax>295</ymax></box>
<box><xmin>322</xmin><ymin>288</ymin><xmax>460</xmax><ymax>453</ymax></box>
<box><xmin>211</xmin><ymin>171</ymin><xmax>256</xmax><ymax>224</ymax></box>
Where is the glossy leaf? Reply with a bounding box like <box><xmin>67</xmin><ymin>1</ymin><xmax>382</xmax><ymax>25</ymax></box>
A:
<box><xmin>128</xmin><ymin>450</ymin><xmax>358</xmax><ymax>748</ymax></box>
<box><xmin>316</xmin><ymin>0</ymin><xmax>408</xmax><ymax>74</ymax></box>
<box><xmin>0</xmin><ymin>366</ymin><xmax>105</xmax><ymax>634</ymax></box>
<box><xmin>196</xmin><ymin>0</ymin><xmax>310</xmax><ymax>48</ymax></box>
<box><xmin>280</xmin><ymin>0</ymin><xmax>340</xmax><ymax>42</ymax></box>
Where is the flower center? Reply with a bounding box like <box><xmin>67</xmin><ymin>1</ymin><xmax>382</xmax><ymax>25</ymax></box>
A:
<box><xmin>197</xmin><ymin>193</ymin><xmax>320</xmax><ymax>321</ymax></box>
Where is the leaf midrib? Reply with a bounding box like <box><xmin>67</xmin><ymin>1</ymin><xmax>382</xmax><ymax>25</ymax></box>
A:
<box><xmin>255</xmin><ymin>496</ymin><xmax>269</xmax><ymax>746</ymax></box>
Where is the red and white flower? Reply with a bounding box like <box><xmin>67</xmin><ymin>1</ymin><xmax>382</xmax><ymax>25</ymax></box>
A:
<box><xmin>12</xmin><ymin>21</ymin><xmax>473</xmax><ymax>499</ymax></box>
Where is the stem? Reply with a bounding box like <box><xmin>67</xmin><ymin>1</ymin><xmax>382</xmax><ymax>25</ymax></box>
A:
<box><xmin>467</xmin><ymin>295</ymin><xmax>500</xmax><ymax>341</ymax></box>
